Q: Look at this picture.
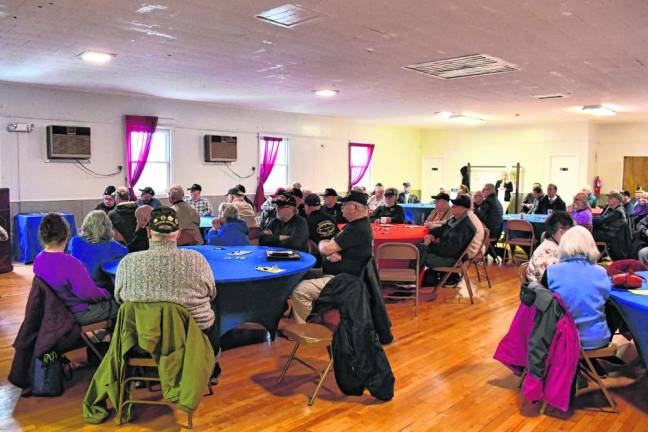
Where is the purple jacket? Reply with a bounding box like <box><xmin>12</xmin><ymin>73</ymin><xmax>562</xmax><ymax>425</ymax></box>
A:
<box><xmin>494</xmin><ymin>287</ymin><xmax>580</xmax><ymax>412</ymax></box>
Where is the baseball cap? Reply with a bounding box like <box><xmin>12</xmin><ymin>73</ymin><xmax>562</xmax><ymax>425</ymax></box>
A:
<box><xmin>323</xmin><ymin>188</ymin><xmax>338</xmax><ymax>197</ymax></box>
<box><xmin>271</xmin><ymin>187</ymin><xmax>286</xmax><ymax>198</ymax></box>
<box><xmin>149</xmin><ymin>207</ymin><xmax>179</xmax><ymax>233</ymax></box>
<box><xmin>451</xmin><ymin>195</ymin><xmax>472</xmax><ymax>209</ymax></box>
<box><xmin>304</xmin><ymin>193</ymin><xmax>321</xmax><ymax>206</ymax></box>
<box><xmin>339</xmin><ymin>190</ymin><xmax>368</xmax><ymax>206</ymax></box>
<box><xmin>608</xmin><ymin>191</ymin><xmax>623</xmax><ymax>201</ymax></box>
<box><xmin>139</xmin><ymin>186</ymin><xmax>155</xmax><ymax>196</ymax></box>
<box><xmin>272</xmin><ymin>191</ymin><xmax>297</xmax><ymax>207</ymax></box>
<box><xmin>103</xmin><ymin>186</ymin><xmax>116</xmax><ymax>196</ymax></box>
<box><xmin>431</xmin><ymin>192</ymin><xmax>450</xmax><ymax>202</ymax></box>
<box><xmin>188</xmin><ymin>184</ymin><xmax>202</xmax><ymax>192</ymax></box>
<box><xmin>384</xmin><ymin>188</ymin><xmax>398</xmax><ymax>197</ymax></box>
<box><xmin>291</xmin><ymin>188</ymin><xmax>303</xmax><ymax>199</ymax></box>
<box><xmin>227</xmin><ymin>187</ymin><xmax>245</xmax><ymax>196</ymax></box>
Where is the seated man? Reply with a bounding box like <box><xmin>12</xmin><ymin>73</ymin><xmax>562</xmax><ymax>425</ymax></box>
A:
<box><xmin>291</xmin><ymin>188</ymin><xmax>307</xmax><ymax>218</ymax></box>
<box><xmin>258</xmin><ymin>192</ymin><xmax>309</xmax><ymax>251</ymax></box>
<box><xmin>108</xmin><ymin>187</ymin><xmax>139</xmax><ymax>243</ymax></box>
<box><xmin>521</xmin><ymin>182</ymin><xmax>541</xmax><ymax>214</ymax></box>
<box><xmin>114</xmin><ymin>207</ymin><xmax>220</xmax><ymax>382</ymax></box>
<box><xmin>593</xmin><ymin>191</ymin><xmax>627</xmax><ymax>243</ymax></box>
<box><xmin>227</xmin><ymin>187</ymin><xmax>257</xmax><ymax>227</ymax></box>
<box><xmin>424</xmin><ymin>192</ymin><xmax>452</xmax><ymax>228</ymax></box>
<box><xmin>304</xmin><ymin>193</ymin><xmax>339</xmax><ymax>245</ymax></box>
<box><xmin>368</xmin><ymin>184</ymin><xmax>385</xmax><ymax>215</ymax></box>
<box><xmin>291</xmin><ymin>191</ymin><xmax>373</xmax><ymax>323</ymax></box>
<box><xmin>397</xmin><ymin>181</ymin><xmax>419</xmax><ymax>203</ymax></box>
<box><xmin>128</xmin><ymin>204</ymin><xmax>152</xmax><ymax>252</ymax></box>
<box><xmin>417</xmin><ymin>195</ymin><xmax>476</xmax><ymax>284</ymax></box>
<box><xmin>322</xmin><ymin>188</ymin><xmax>346</xmax><ymax>224</ymax></box>
<box><xmin>535</xmin><ymin>183</ymin><xmax>566</xmax><ymax>214</ymax></box>
<box><xmin>260</xmin><ymin>187</ymin><xmax>284</xmax><ymax>230</ymax></box>
<box><xmin>168</xmin><ymin>184</ymin><xmax>203</xmax><ymax>245</ymax></box>
<box><xmin>186</xmin><ymin>183</ymin><xmax>213</xmax><ymax>217</ymax></box>
<box><xmin>583</xmin><ymin>185</ymin><xmax>598</xmax><ymax>208</ymax></box>
<box><xmin>206</xmin><ymin>203</ymin><xmax>250</xmax><ymax>246</ymax></box>
<box><xmin>622</xmin><ymin>190</ymin><xmax>635</xmax><ymax>219</ymax></box>
<box><xmin>95</xmin><ymin>186</ymin><xmax>116</xmax><ymax>213</ymax></box>
<box><xmin>137</xmin><ymin>186</ymin><xmax>161</xmax><ymax>209</ymax></box>
<box><xmin>475</xmin><ymin>183</ymin><xmax>504</xmax><ymax>241</ymax></box>
<box><xmin>370</xmin><ymin>188</ymin><xmax>405</xmax><ymax>224</ymax></box>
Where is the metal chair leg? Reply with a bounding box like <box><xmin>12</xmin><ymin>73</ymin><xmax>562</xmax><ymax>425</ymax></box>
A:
<box><xmin>540</xmin><ymin>401</ymin><xmax>548</xmax><ymax>415</ymax></box>
<box><xmin>278</xmin><ymin>342</ymin><xmax>300</xmax><ymax>384</ymax></box>
<box><xmin>308</xmin><ymin>355</ymin><xmax>334</xmax><ymax>406</ymax></box>
<box><xmin>482</xmin><ymin>261</ymin><xmax>492</xmax><ymax>288</ymax></box>
<box><xmin>462</xmin><ymin>265</ymin><xmax>474</xmax><ymax>304</ymax></box>
<box><xmin>187</xmin><ymin>410</ymin><xmax>193</xmax><ymax>429</ymax></box>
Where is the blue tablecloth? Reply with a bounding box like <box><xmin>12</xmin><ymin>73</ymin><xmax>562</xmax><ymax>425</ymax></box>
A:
<box><xmin>401</xmin><ymin>203</ymin><xmax>435</xmax><ymax>225</ymax></box>
<box><xmin>200</xmin><ymin>216</ymin><xmax>213</xmax><ymax>228</ymax></box>
<box><xmin>103</xmin><ymin>245</ymin><xmax>315</xmax><ymax>339</ymax></box>
<box><xmin>12</xmin><ymin>213</ymin><xmax>77</xmax><ymax>264</ymax></box>
<box><xmin>610</xmin><ymin>271</ymin><xmax>648</xmax><ymax>370</ymax></box>
<box><xmin>503</xmin><ymin>213</ymin><xmax>547</xmax><ymax>241</ymax></box>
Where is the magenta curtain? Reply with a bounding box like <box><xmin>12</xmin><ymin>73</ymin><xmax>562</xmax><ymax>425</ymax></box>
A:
<box><xmin>125</xmin><ymin>115</ymin><xmax>158</xmax><ymax>200</ymax></box>
<box><xmin>348</xmin><ymin>142</ymin><xmax>375</xmax><ymax>190</ymax></box>
<box><xmin>254</xmin><ymin>136</ymin><xmax>283</xmax><ymax>209</ymax></box>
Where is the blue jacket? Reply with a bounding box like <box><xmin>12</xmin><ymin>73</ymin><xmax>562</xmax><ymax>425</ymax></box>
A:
<box><xmin>69</xmin><ymin>236</ymin><xmax>128</xmax><ymax>288</ymax></box>
<box><xmin>546</xmin><ymin>256</ymin><xmax>611</xmax><ymax>349</ymax></box>
<box><xmin>137</xmin><ymin>197</ymin><xmax>162</xmax><ymax>209</ymax></box>
<box><xmin>205</xmin><ymin>220</ymin><xmax>249</xmax><ymax>246</ymax></box>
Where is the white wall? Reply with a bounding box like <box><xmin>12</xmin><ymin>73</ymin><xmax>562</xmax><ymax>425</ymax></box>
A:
<box><xmin>0</xmin><ymin>83</ymin><xmax>422</xmax><ymax>202</ymax></box>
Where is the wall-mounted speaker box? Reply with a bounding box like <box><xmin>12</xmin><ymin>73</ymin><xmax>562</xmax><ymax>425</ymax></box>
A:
<box><xmin>204</xmin><ymin>135</ymin><xmax>237</xmax><ymax>162</ymax></box>
<box><xmin>0</xmin><ymin>188</ymin><xmax>12</xmax><ymax>273</ymax></box>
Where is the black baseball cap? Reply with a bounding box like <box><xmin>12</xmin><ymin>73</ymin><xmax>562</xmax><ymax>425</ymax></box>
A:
<box><xmin>227</xmin><ymin>187</ymin><xmax>245</xmax><ymax>196</ymax></box>
<box><xmin>323</xmin><ymin>188</ymin><xmax>338</xmax><ymax>197</ymax></box>
<box><xmin>291</xmin><ymin>188</ymin><xmax>303</xmax><ymax>199</ymax></box>
<box><xmin>272</xmin><ymin>191</ymin><xmax>297</xmax><ymax>207</ymax></box>
<box><xmin>384</xmin><ymin>188</ymin><xmax>398</xmax><ymax>197</ymax></box>
<box><xmin>103</xmin><ymin>186</ymin><xmax>116</xmax><ymax>196</ymax></box>
<box><xmin>340</xmin><ymin>191</ymin><xmax>368</xmax><ymax>206</ymax></box>
<box><xmin>304</xmin><ymin>193</ymin><xmax>321</xmax><ymax>206</ymax></box>
<box><xmin>431</xmin><ymin>192</ymin><xmax>450</xmax><ymax>202</ymax></box>
<box><xmin>188</xmin><ymin>184</ymin><xmax>202</xmax><ymax>191</ymax></box>
<box><xmin>150</xmin><ymin>207</ymin><xmax>179</xmax><ymax>233</ymax></box>
<box><xmin>139</xmin><ymin>186</ymin><xmax>155</xmax><ymax>196</ymax></box>
<box><xmin>451</xmin><ymin>195</ymin><xmax>472</xmax><ymax>209</ymax></box>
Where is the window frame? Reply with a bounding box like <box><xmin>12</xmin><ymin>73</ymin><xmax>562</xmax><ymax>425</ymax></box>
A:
<box><xmin>259</xmin><ymin>135</ymin><xmax>289</xmax><ymax>193</ymax></box>
<box><xmin>129</xmin><ymin>127</ymin><xmax>172</xmax><ymax>197</ymax></box>
<box><xmin>348</xmin><ymin>142</ymin><xmax>374</xmax><ymax>190</ymax></box>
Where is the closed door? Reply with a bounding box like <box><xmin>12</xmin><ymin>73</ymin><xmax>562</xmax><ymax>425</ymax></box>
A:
<box><xmin>549</xmin><ymin>155</ymin><xmax>579</xmax><ymax>200</ymax></box>
<box><xmin>623</xmin><ymin>157</ymin><xmax>648</xmax><ymax>192</ymax></box>
<box><xmin>421</xmin><ymin>157</ymin><xmax>444</xmax><ymax>202</ymax></box>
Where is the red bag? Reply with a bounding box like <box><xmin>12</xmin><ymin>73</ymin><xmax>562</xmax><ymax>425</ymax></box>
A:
<box><xmin>611</xmin><ymin>271</ymin><xmax>645</xmax><ymax>289</ymax></box>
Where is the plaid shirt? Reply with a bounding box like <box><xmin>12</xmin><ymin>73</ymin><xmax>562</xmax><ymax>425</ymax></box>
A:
<box><xmin>186</xmin><ymin>196</ymin><xmax>213</xmax><ymax>216</ymax></box>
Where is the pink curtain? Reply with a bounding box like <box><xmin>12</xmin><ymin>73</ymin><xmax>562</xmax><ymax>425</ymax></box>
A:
<box><xmin>125</xmin><ymin>115</ymin><xmax>158</xmax><ymax>200</ymax></box>
<box><xmin>254</xmin><ymin>136</ymin><xmax>283</xmax><ymax>209</ymax></box>
<box><xmin>348</xmin><ymin>143</ymin><xmax>375</xmax><ymax>190</ymax></box>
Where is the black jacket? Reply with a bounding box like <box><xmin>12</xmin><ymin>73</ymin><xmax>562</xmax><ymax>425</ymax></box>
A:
<box><xmin>312</xmin><ymin>263</ymin><xmax>394</xmax><ymax>401</ymax></box>
<box><xmin>495</xmin><ymin>180</ymin><xmax>513</xmax><ymax>202</ymax></box>
<box><xmin>475</xmin><ymin>194</ymin><xmax>503</xmax><ymax>240</ymax></box>
<box><xmin>108</xmin><ymin>202</ymin><xmax>138</xmax><ymax>241</ymax></box>
<box><xmin>593</xmin><ymin>206</ymin><xmax>631</xmax><ymax>260</ymax></box>
<box><xmin>306</xmin><ymin>209</ymin><xmax>339</xmax><ymax>244</ymax></box>
<box><xmin>258</xmin><ymin>214</ymin><xmax>309</xmax><ymax>252</ymax></box>
<box><xmin>396</xmin><ymin>192</ymin><xmax>419</xmax><ymax>204</ymax></box>
<box><xmin>370</xmin><ymin>204</ymin><xmax>405</xmax><ymax>224</ymax></box>
<box><xmin>427</xmin><ymin>214</ymin><xmax>476</xmax><ymax>259</ymax></box>
<box><xmin>95</xmin><ymin>202</ymin><xmax>115</xmax><ymax>214</ymax></box>
<box><xmin>323</xmin><ymin>203</ymin><xmax>347</xmax><ymax>224</ymax></box>
<box><xmin>534</xmin><ymin>195</ymin><xmax>567</xmax><ymax>214</ymax></box>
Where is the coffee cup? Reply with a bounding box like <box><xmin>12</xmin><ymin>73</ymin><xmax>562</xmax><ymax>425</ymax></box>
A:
<box><xmin>380</xmin><ymin>217</ymin><xmax>389</xmax><ymax>224</ymax></box>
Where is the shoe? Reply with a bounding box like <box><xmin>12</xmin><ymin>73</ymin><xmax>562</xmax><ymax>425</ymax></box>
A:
<box><xmin>210</xmin><ymin>363</ymin><xmax>221</xmax><ymax>386</ymax></box>
<box><xmin>443</xmin><ymin>275</ymin><xmax>462</xmax><ymax>287</ymax></box>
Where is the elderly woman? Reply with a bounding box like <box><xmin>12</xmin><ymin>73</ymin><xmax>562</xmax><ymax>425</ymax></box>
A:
<box><xmin>205</xmin><ymin>203</ymin><xmax>250</xmax><ymax>246</ymax></box>
<box><xmin>526</xmin><ymin>211</ymin><xmax>574</xmax><ymax>282</ymax></box>
<box><xmin>424</xmin><ymin>192</ymin><xmax>452</xmax><ymax>229</ymax></box>
<box><xmin>69</xmin><ymin>210</ymin><xmax>129</xmax><ymax>289</ymax></box>
<box><xmin>569</xmin><ymin>192</ymin><xmax>593</xmax><ymax>229</ymax></box>
<box><xmin>34</xmin><ymin>213</ymin><xmax>118</xmax><ymax>324</ymax></box>
<box><xmin>541</xmin><ymin>226</ymin><xmax>611</xmax><ymax>349</ymax></box>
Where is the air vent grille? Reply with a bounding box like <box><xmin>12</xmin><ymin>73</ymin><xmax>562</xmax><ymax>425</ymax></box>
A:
<box><xmin>404</xmin><ymin>54</ymin><xmax>518</xmax><ymax>80</ymax></box>
<box><xmin>534</xmin><ymin>93</ymin><xmax>568</xmax><ymax>100</ymax></box>
<box><xmin>256</xmin><ymin>4</ymin><xmax>320</xmax><ymax>28</ymax></box>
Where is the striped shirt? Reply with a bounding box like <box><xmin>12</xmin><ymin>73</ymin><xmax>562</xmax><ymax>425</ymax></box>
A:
<box><xmin>186</xmin><ymin>196</ymin><xmax>213</xmax><ymax>216</ymax></box>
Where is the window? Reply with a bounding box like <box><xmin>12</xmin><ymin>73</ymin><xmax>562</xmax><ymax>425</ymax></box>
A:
<box><xmin>349</xmin><ymin>142</ymin><xmax>374</xmax><ymax>190</ymax></box>
<box><xmin>130</xmin><ymin>128</ymin><xmax>171</xmax><ymax>195</ymax></box>
<box><xmin>260</xmin><ymin>137</ymin><xmax>288</xmax><ymax>192</ymax></box>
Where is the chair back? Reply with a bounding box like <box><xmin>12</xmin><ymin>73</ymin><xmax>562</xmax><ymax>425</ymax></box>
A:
<box><xmin>177</xmin><ymin>229</ymin><xmax>202</xmax><ymax>246</ymax></box>
<box><xmin>506</xmin><ymin>219</ymin><xmax>534</xmax><ymax>235</ymax></box>
<box><xmin>479</xmin><ymin>227</ymin><xmax>491</xmax><ymax>256</ymax></box>
<box><xmin>376</xmin><ymin>242</ymin><xmax>419</xmax><ymax>262</ymax></box>
<box><xmin>248</xmin><ymin>226</ymin><xmax>263</xmax><ymax>241</ymax></box>
<box><xmin>518</xmin><ymin>262</ymin><xmax>529</xmax><ymax>283</ymax></box>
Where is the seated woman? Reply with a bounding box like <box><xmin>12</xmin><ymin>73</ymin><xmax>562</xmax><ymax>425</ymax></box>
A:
<box><xmin>69</xmin><ymin>210</ymin><xmax>128</xmax><ymax>289</ymax></box>
<box><xmin>34</xmin><ymin>213</ymin><xmax>118</xmax><ymax>325</ymax></box>
<box><xmin>569</xmin><ymin>192</ymin><xmax>593</xmax><ymax>230</ymax></box>
<box><xmin>541</xmin><ymin>226</ymin><xmax>612</xmax><ymax>350</ymax></box>
<box><xmin>205</xmin><ymin>203</ymin><xmax>250</xmax><ymax>246</ymax></box>
<box><xmin>526</xmin><ymin>211</ymin><xmax>574</xmax><ymax>282</ymax></box>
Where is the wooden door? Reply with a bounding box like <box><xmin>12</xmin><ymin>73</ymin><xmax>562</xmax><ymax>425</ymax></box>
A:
<box><xmin>623</xmin><ymin>157</ymin><xmax>648</xmax><ymax>192</ymax></box>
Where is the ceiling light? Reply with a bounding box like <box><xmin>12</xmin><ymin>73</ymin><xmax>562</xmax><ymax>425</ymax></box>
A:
<box><xmin>256</xmin><ymin>4</ymin><xmax>321</xmax><ymax>28</ymax></box>
<box><xmin>78</xmin><ymin>51</ymin><xmax>116</xmax><ymax>64</ymax></box>
<box><xmin>449</xmin><ymin>114</ymin><xmax>485</xmax><ymax>125</ymax></box>
<box><xmin>436</xmin><ymin>111</ymin><xmax>453</xmax><ymax>119</ymax></box>
<box><xmin>313</xmin><ymin>89</ymin><xmax>338</xmax><ymax>97</ymax></box>
<box><xmin>581</xmin><ymin>105</ymin><xmax>616</xmax><ymax>116</ymax></box>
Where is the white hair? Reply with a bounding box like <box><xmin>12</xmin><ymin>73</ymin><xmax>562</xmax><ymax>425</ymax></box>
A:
<box><xmin>80</xmin><ymin>210</ymin><xmax>114</xmax><ymax>243</ymax></box>
<box><xmin>218</xmin><ymin>202</ymin><xmax>239</xmax><ymax>221</ymax></box>
<box><xmin>557</xmin><ymin>225</ymin><xmax>600</xmax><ymax>264</ymax></box>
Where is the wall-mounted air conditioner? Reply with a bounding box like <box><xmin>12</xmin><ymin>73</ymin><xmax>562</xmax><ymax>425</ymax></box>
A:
<box><xmin>204</xmin><ymin>135</ymin><xmax>237</xmax><ymax>162</ymax></box>
<box><xmin>46</xmin><ymin>125</ymin><xmax>91</xmax><ymax>160</ymax></box>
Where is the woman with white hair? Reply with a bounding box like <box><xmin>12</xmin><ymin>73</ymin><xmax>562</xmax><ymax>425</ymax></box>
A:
<box><xmin>205</xmin><ymin>202</ymin><xmax>250</xmax><ymax>246</ymax></box>
<box><xmin>69</xmin><ymin>210</ymin><xmax>128</xmax><ymax>289</ymax></box>
<box><xmin>541</xmin><ymin>226</ymin><xmax>612</xmax><ymax>349</ymax></box>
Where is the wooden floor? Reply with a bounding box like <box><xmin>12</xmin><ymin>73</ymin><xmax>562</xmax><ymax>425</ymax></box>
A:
<box><xmin>0</xmin><ymin>263</ymin><xmax>647</xmax><ymax>432</ymax></box>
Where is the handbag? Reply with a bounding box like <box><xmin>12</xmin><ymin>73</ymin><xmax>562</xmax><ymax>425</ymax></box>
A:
<box><xmin>611</xmin><ymin>271</ymin><xmax>646</xmax><ymax>289</ymax></box>
<box><xmin>31</xmin><ymin>351</ymin><xmax>71</xmax><ymax>397</ymax></box>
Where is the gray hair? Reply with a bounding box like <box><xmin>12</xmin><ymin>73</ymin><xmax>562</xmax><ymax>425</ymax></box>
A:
<box><xmin>218</xmin><ymin>202</ymin><xmax>239</xmax><ymax>222</ymax></box>
<box><xmin>557</xmin><ymin>225</ymin><xmax>600</xmax><ymax>264</ymax></box>
<box><xmin>80</xmin><ymin>210</ymin><xmax>114</xmax><ymax>243</ymax></box>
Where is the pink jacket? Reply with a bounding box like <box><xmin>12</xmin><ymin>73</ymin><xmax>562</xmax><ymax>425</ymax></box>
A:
<box><xmin>494</xmin><ymin>291</ymin><xmax>580</xmax><ymax>412</ymax></box>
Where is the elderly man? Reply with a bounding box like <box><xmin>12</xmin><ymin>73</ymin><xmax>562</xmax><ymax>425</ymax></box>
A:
<box><xmin>593</xmin><ymin>191</ymin><xmax>630</xmax><ymax>260</ymax></box>
<box><xmin>95</xmin><ymin>186</ymin><xmax>116</xmax><ymax>213</ymax></box>
<box><xmin>622</xmin><ymin>190</ymin><xmax>635</xmax><ymax>219</ymax></box>
<box><xmin>108</xmin><ymin>187</ymin><xmax>139</xmax><ymax>243</ymax></box>
<box><xmin>368</xmin><ymin>184</ymin><xmax>385</xmax><ymax>214</ymax></box>
<box><xmin>227</xmin><ymin>187</ymin><xmax>257</xmax><ymax>227</ymax></box>
<box><xmin>114</xmin><ymin>206</ymin><xmax>220</xmax><ymax>382</ymax></box>
<box><xmin>128</xmin><ymin>204</ymin><xmax>152</xmax><ymax>252</ymax></box>
<box><xmin>168</xmin><ymin>184</ymin><xmax>203</xmax><ymax>245</ymax></box>
<box><xmin>291</xmin><ymin>188</ymin><xmax>307</xmax><ymax>218</ymax></box>
<box><xmin>370</xmin><ymin>188</ymin><xmax>405</xmax><ymax>224</ymax></box>
<box><xmin>187</xmin><ymin>183</ymin><xmax>213</xmax><ymax>216</ymax></box>
<box><xmin>206</xmin><ymin>203</ymin><xmax>249</xmax><ymax>246</ymax></box>
<box><xmin>303</xmin><ymin>193</ymin><xmax>338</xmax><ymax>244</ymax></box>
<box><xmin>323</xmin><ymin>188</ymin><xmax>346</xmax><ymax>224</ymax></box>
<box><xmin>137</xmin><ymin>186</ymin><xmax>161</xmax><ymax>209</ymax></box>
<box><xmin>424</xmin><ymin>192</ymin><xmax>452</xmax><ymax>229</ymax></box>
<box><xmin>475</xmin><ymin>183</ymin><xmax>504</xmax><ymax>241</ymax></box>
<box><xmin>397</xmin><ymin>181</ymin><xmax>419</xmax><ymax>203</ymax></box>
<box><xmin>535</xmin><ymin>183</ymin><xmax>567</xmax><ymax>214</ymax></box>
<box><xmin>291</xmin><ymin>191</ymin><xmax>374</xmax><ymax>323</ymax></box>
<box><xmin>258</xmin><ymin>192</ymin><xmax>309</xmax><ymax>251</ymax></box>
<box><xmin>417</xmin><ymin>195</ymin><xmax>476</xmax><ymax>285</ymax></box>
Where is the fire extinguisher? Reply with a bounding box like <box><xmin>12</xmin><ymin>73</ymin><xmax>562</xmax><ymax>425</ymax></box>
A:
<box><xmin>594</xmin><ymin>176</ymin><xmax>602</xmax><ymax>196</ymax></box>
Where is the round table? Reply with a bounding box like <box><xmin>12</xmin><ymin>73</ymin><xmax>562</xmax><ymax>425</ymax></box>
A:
<box><xmin>610</xmin><ymin>271</ymin><xmax>648</xmax><ymax>371</ymax></box>
<box><xmin>400</xmin><ymin>204</ymin><xmax>436</xmax><ymax>225</ymax></box>
<box><xmin>102</xmin><ymin>245</ymin><xmax>316</xmax><ymax>339</ymax></box>
<box><xmin>13</xmin><ymin>212</ymin><xmax>77</xmax><ymax>263</ymax></box>
<box><xmin>371</xmin><ymin>223</ymin><xmax>428</xmax><ymax>268</ymax></box>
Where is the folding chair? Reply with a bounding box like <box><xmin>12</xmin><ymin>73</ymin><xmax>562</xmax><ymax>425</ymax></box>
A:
<box><xmin>471</xmin><ymin>227</ymin><xmax>492</xmax><ymax>288</ymax></box>
<box><xmin>80</xmin><ymin>320</ymin><xmax>112</xmax><ymax>361</ymax></box>
<box><xmin>376</xmin><ymin>242</ymin><xmax>420</xmax><ymax>316</ymax></box>
<box><xmin>503</xmin><ymin>219</ymin><xmax>536</xmax><ymax>263</ymax></box>
<box><xmin>277</xmin><ymin>323</ymin><xmax>334</xmax><ymax>406</ymax></box>
<box><xmin>430</xmin><ymin>246</ymin><xmax>475</xmax><ymax>304</ymax></box>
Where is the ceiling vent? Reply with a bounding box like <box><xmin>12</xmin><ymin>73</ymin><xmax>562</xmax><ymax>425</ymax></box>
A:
<box><xmin>404</xmin><ymin>54</ymin><xmax>518</xmax><ymax>80</ymax></box>
<box><xmin>534</xmin><ymin>93</ymin><xmax>569</xmax><ymax>100</ymax></box>
<box><xmin>255</xmin><ymin>4</ymin><xmax>321</xmax><ymax>28</ymax></box>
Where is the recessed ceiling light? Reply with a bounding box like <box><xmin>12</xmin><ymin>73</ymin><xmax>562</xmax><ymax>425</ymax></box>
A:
<box><xmin>313</xmin><ymin>89</ymin><xmax>338</xmax><ymax>97</ymax></box>
<box><xmin>581</xmin><ymin>105</ymin><xmax>616</xmax><ymax>116</ymax></box>
<box><xmin>436</xmin><ymin>111</ymin><xmax>453</xmax><ymax>119</ymax></box>
<box><xmin>78</xmin><ymin>50</ymin><xmax>116</xmax><ymax>64</ymax></box>
<box><xmin>449</xmin><ymin>114</ymin><xmax>485</xmax><ymax>125</ymax></box>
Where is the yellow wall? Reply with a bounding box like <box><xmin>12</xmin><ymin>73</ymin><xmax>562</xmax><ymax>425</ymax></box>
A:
<box><xmin>592</xmin><ymin>123</ymin><xmax>648</xmax><ymax>191</ymax></box>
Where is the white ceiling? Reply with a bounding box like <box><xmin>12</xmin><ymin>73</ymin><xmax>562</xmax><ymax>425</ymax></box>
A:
<box><xmin>2</xmin><ymin>0</ymin><xmax>648</xmax><ymax>126</ymax></box>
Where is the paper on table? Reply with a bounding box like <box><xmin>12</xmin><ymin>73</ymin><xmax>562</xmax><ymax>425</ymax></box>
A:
<box><xmin>228</xmin><ymin>250</ymin><xmax>253</xmax><ymax>256</ymax></box>
<box><xmin>628</xmin><ymin>289</ymin><xmax>648</xmax><ymax>295</ymax></box>
<box><xmin>256</xmin><ymin>266</ymin><xmax>286</xmax><ymax>274</ymax></box>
